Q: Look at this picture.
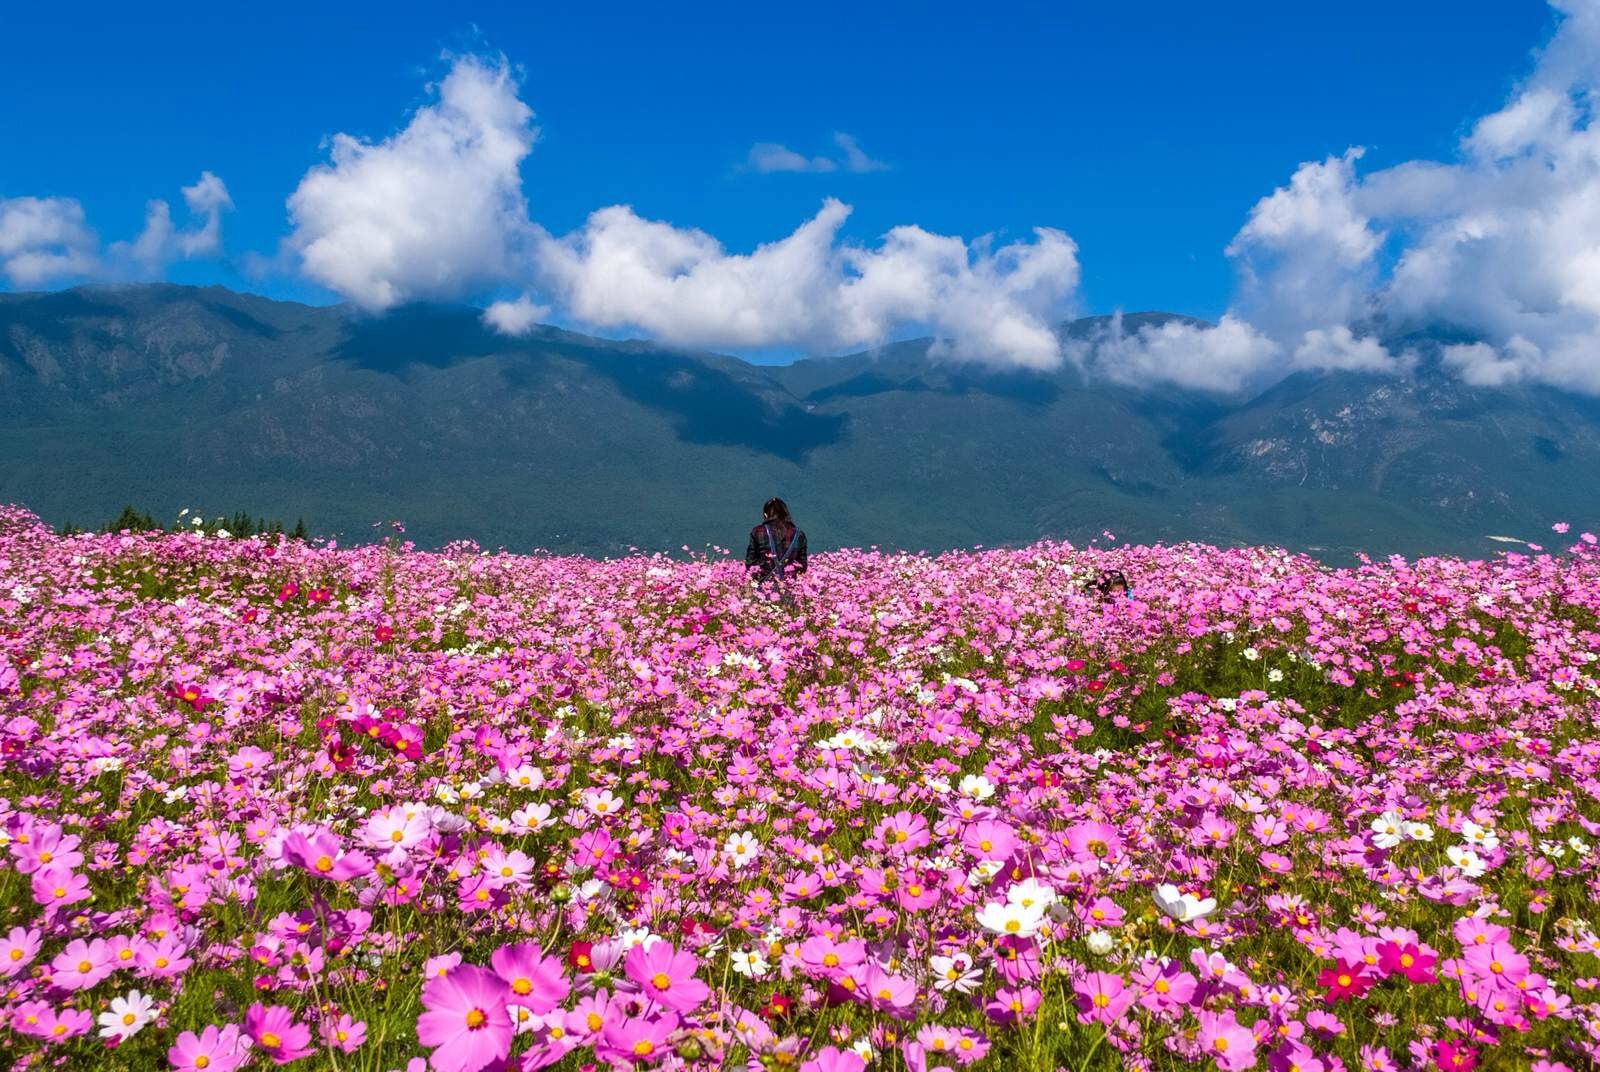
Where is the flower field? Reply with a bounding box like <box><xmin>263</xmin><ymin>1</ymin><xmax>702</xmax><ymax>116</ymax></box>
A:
<box><xmin>1</xmin><ymin>505</ymin><xmax>1599</xmax><ymax>1072</ymax></box>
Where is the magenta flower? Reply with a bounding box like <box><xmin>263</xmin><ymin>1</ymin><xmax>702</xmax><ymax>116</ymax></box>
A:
<box><xmin>30</xmin><ymin>864</ymin><xmax>90</xmax><ymax>908</ymax></box>
<box><xmin>320</xmin><ymin>1014</ymin><xmax>366</xmax><ymax>1053</ymax></box>
<box><xmin>168</xmin><ymin>1024</ymin><xmax>248</xmax><ymax>1072</ymax></box>
<box><xmin>50</xmin><ymin>937</ymin><xmax>114</xmax><ymax>990</ymax></box>
<box><xmin>416</xmin><ymin>964</ymin><xmax>513</xmax><ymax>1072</ymax></box>
<box><xmin>281</xmin><ymin>829</ymin><xmax>372</xmax><ymax>881</ymax></box>
<box><xmin>489</xmin><ymin>942</ymin><xmax>569</xmax><ymax>1015</ymax></box>
<box><xmin>1074</xmin><ymin>970</ymin><xmax>1136</xmax><ymax>1025</ymax></box>
<box><xmin>961</xmin><ymin>819</ymin><xmax>1019</xmax><ymax>861</ymax></box>
<box><xmin>1196</xmin><ymin>1009</ymin><xmax>1256</xmax><ymax>1070</ymax></box>
<box><xmin>0</xmin><ymin>926</ymin><xmax>42</xmax><ymax>978</ymax></box>
<box><xmin>597</xmin><ymin>1011</ymin><xmax>679</xmax><ymax>1065</ymax></box>
<box><xmin>1377</xmin><ymin>940</ymin><xmax>1438</xmax><ymax>984</ymax></box>
<box><xmin>623</xmin><ymin>942</ymin><xmax>710</xmax><ymax>1011</ymax></box>
<box><xmin>244</xmin><ymin>1003</ymin><xmax>313</xmax><ymax>1065</ymax></box>
<box><xmin>800</xmin><ymin>1046</ymin><xmax>866</xmax><ymax>1072</ymax></box>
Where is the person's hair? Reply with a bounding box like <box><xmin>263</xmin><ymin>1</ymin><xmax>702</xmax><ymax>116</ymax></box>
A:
<box><xmin>1095</xmin><ymin>570</ymin><xmax>1128</xmax><ymax>599</ymax></box>
<box><xmin>762</xmin><ymin>497</ymin><xmax>792</xmax><ymax>523</ymax></box>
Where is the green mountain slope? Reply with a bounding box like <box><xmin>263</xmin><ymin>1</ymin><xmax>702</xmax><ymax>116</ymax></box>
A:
<box><xmin>2</xmin><ymin>284</ymin><xmax>1596</xmax><ymax>558</ymax></box>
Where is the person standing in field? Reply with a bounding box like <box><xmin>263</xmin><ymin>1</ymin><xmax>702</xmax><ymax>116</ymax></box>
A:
<box><xmin>746</xmin><ymin>497</ymin><xmax>808</xmax><ymax>596</ymax></box>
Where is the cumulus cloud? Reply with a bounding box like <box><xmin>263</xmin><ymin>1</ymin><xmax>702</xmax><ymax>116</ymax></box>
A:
<box><xmin>742</xmin><ymin>132</ymin><xmax>886</xmax><ymax>174</ymax></box>
<box><xmin>1105</xmin><ymin>0</ymin><xmax>1600</xmax><ymax>394</ymax></box>
<box><xmin>1078</xmin><ymin>315</ymin><xmax>1281</xmax><ymax>393</ymax></box>
<box><xmin>1</xmin><ymin>173</ymin><xmax>231</xmax><ymax>288</ymax></box>
<box><xmin>286</xmin><ymin>54</ymin><xmax>538</xmax><ymax>310</ymax></box>
<box><xmin>113</xmin><ymin>171</ymin><xmax>234</xmax><ymax>272</ymax></box>
<box><xmin>481</xmin><ymin>294</ymin><xmax>550</xmax><ymax>335</ymax></box>
<box><xmin>0</xmin><ymin>197</ymin><xmax>99</xmax><ymax>287</ymax></box>
<box><xmin>520</xmin><ymin>198</ymin><xmax>1078</xmax><ymax>367</ymax></box>
<box><xmin>746</xmin><ymin>143</ymin><xmax>837</xmax><ymax>174</ymax></box>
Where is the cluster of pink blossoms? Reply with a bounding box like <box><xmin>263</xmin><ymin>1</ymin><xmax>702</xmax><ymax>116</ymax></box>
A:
<box><xmin>0</xmin><ymin>505</ymin><xmax>1598</xmax><ymax>1070</ymax></box>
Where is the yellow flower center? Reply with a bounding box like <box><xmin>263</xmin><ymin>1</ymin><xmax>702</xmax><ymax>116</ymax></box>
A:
<box><xmin>633</xmin><ymin>1040</ymin><xmax>654</xmax><ymax>1057</ymax></box>
<box><xmin>651</xmin><ymin>972</ymin><xmax>671</xmax><ymax>990</ymax></box>
<box><xmin>314</xmin><ymin>855</ymin><xmax>334</xmax><ymax>873</ymax></box>
<box><xmin>465</xmin><ymin>1009</ymin><xmax>486</xmax><ymax>1029</ymax></box>
<box><xmin>260</xmin><ymin>1032</ymin><xmax>282</xmax><ymax>1049</ymax></box>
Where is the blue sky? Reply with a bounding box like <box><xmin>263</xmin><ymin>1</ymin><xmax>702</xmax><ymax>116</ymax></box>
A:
<box><xmin>9</xmin><ymin>0</ymin><xmax>1600</xmax><ymax>395</ymax></box>
<box><xmin>2</xmin><ymin>1</ymin><xmax>1555</xmax><ymax>318</ymax></box>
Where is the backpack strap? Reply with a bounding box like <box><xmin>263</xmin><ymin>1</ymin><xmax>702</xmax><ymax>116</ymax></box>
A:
<box><xmin>762</xmin><ymin>524</ymin><xmax>801</xmax><ymax>579</ymax></box>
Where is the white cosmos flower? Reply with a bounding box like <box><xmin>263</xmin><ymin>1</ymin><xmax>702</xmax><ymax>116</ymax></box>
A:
<box><xmin>1153</xmin><ymin>883</ymin><xmax>1217</xmax><ymax>923</ymax></box>
<box><xmin>1404</xmin><ymin>821</ymin><xmax>1434</xmax><ymax>842</ymax></box>
<box><xmin>1007</xmin><ymin>878</ymin><xmax>1058</xmax><ymax>911</ymax></box>
<box><xmin>723</xmin><ymin>832</ymin><xmax>761</xmax><ymax>867</ymax></box>
<box><xmin>1446</xmin><ymin>846</ymin><xmax>1488</xmax><ymax>878</ymax></box>
<box><xmin>958</xmin><ymin>774</ymin><xmax>995</xmax><ymax>800</ymax></box>
<box><xmin>730</xmin><ymin>949</ymin><xmax>770</xmax><ymax>978</ymax></box>
<box><xmin>977</xmin><ymin>900</ymin><xmax>1046</xmax><ymax>937</ymax></box>
<box><xmin>583</xmin><ymin>789</ymin><xmax>623</xmax><ymax>816</ymax></box>
<box><xmin>930</xmin><ymin>953</ymin><xmax>982</xmax><ymax>993</ymax></box>
<box><xmin>1085</xmin><ymin>930</ymin><xmax>1115</xmax><ymax>955</ymax></box>
<box><xmin>1371</xmin><ymin>811</ymin><xmax>1406</xmax><ymax>849</ymax></box>
<box><xmin>1460</xmin><ymin>821</ymin><xmax>1499</xmax><ymax>852</ymax></box>
<box><xmin>504</xmin><ymin>764</ymin><xmax>545</xmax><ymax>791</ymax></box>
<box><xmin>97</xmin><ymin>990</ymin><xmax>156</xmax><ymax>1040</ymax></box>
<box><xmin>507</xmin><ymin>1004</ymin><xmax>541</xmax><ymax>1035</ymax></box>
<box><xmin>1242</xmin><ymin>647</ymin><xmax>1260</xmax><ymax>661</ymax></box>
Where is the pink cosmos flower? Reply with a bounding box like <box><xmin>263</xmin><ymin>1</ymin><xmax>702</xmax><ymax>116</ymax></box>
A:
<box><xmin>50</xmin><ymin>937</ymin><xmax>114</xmax><ymax>990</ymax></box>
<box><xmin>563</xmin><ymin>988</ymin><xmax>616</xmax><ymax>1039</ymax></box>
<box><xmin>11</xmin><ymin>825</ymin><xmax>83</xmax><ymax>874</ymax></box>
<box><xmin>244</xmin><ymin>1004</ymin><xmax>313</xmax><ymax>1065</ymax></box>
<box><xmin>623</xmin><ymin>941</ymin><xmax>710</xmax><ymax>1012</ymax></box>
<box><xmin>321</xmin><ymin>1014</ymin><xmax>366</xmax><ymax>1053</ymax></box>
<box><xmin>1433</xmin><ymin>1040</ymin><xmax>1478</xmax><ymax>1071</ymax></box>
<box><xmin>1460</xmin><ymin>941</ymin><xmax>1528</xmax><ymax>988</ymax></box>
<box><xmin>1074</xmin><ymin>971</ymin><xmax>1136</xmax><ymax>1025</ymax></box>
<box><xmin>962</xmin><ymin>820</ymin><xmax>1019</xmax><ymax>862</ymax></box>
<box><xmin>29</xmin><ymin>1006</ymin><xmax>94</xmax><ymax>1043</ymax></box>
<box><xmin>135</xmin><ymin>936</ymin><xmax>193</xmax><ymax>979</ymax></box>
<box><xmin>30</xmin><ymin>864</ymin><xmax>90</xmax><ymax>908</ymax></box>
<box><xmin>1064</xmin><ymin>821</ymin><xmax>1123</xmax><ymax>861</ymax></box>
<box><xmin>168</xmin><ymin>1024</ymin><xmax>249</xmax><ymax>1072</ymax></box>
<box><xmin>489</xmin><ymin>942</ymin><xmax>569</xmax><ymax>1015</ymax></box>
<box><xmin>416</xmin><ymin>964</ymin><xmax>513</xmax><ymax>1072</ymax></box>
<box><xmin>0</xmin><ymin>926</ymin><xmax>42</xmax><ymax>977</ymax></box>
<box><xmin>800</xmin><ymin>1046</ymin><xmax>867</xmax><ymax>1072</ymax></box>
<box><xmin>870</xmin><ymin>811</ymin><xmax>931</xmax><ymax>854</ymax></box>
<box><xmin>1196</xmin><ymin>1008</ymin><xmax>1257</xmax><ymax>1070</ymax></box>
<box><xmin>597</xmin><ymin>1011</ymin><xmax>679</xmax><ymax>1065</ymax></box>
<box><xmin>281</xmin><ymin>829</ymin><xmax>373</xmax><ymax>881</ymax></box>
<box><xmin>1377</xmin><ymin>940</ymin><xmax>1438</xmax><ymax>984</ymax></box>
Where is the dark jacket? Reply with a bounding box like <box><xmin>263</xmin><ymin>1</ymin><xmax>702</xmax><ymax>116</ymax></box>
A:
<box><xmin>746</xmin><ymin>520</ymin><xmax>808</xmax><ymax>582</ymax></box>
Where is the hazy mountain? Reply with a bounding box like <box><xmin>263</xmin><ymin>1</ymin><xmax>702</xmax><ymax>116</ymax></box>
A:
<box><xmin>1</xmin><ymin>284</ymin><xmax>1595</xmax><ymax>559</ymax></box>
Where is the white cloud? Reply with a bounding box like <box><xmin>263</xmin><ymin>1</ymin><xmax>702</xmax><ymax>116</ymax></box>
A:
<box><xmin>113</xmin><ymin>171</ymin><xmax>234</xmax><ymax>272</ymax></box>
<box><xmin>1082</xmin><ymin>314</ymin><xmax>1282</xmax><ymax>393</ymax></box>
<box><xmin>285</xmin><ymin>54</ymin><xmax>537</xmax><ymax>310</ymax></box>
<box><xmin>742</xmin><ymin>132</ymin><xmax>886</xmax><ymax>174</ymax></box>
<box><xmin>833</xmin><ymin>132</ymin><xmax>888</xmax><ymax>173</ymax></box>
<box><xmin>482</xmin><ymin>294</ymin><xmax>550</xmax><ymax>335</ymax></box>
<box><xmin>1112</xmin><ymin>0</ymin><xmax>1600</xmax><ymax>394</ymax></box>
<box><xmin>1</xmin><ymin>173</ymin><xmax>231</xmax><ymax>288</ymax></box>
<box><xmin>0</xmin><ymin>197</ymin><xmax>99</xmax><ymax>287</ymax></box>
<box><xmin>746</xmin><ymin>143</ymin><xmax>837</xmax><ymax>173</ymax></box>
<box><xmin>1226</xmin><ymin>148</ymin><xmax>1383</xmax><ymax>339</ymax></box>
<box><xmin>1292</xmin><ymin>325</ymin><xmax>1408</xmax><ymax>374</ymax></box>
<box><xmin>526</xmin><ymin>198</ymin><xmax>1077</xmax><ymax>367</ymax></box>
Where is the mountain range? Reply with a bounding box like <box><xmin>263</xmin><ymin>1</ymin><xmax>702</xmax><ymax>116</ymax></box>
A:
<box><xmin>2</xmin><ymin>284</ymin><xmax>1597</xmax><ymax>560</ymax></box>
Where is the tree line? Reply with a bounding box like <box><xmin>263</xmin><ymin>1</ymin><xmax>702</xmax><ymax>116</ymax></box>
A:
<box><xmin>57</xmin><ymin>506</ymin><xmax>309</xmax><ymax>541</ymax></box>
